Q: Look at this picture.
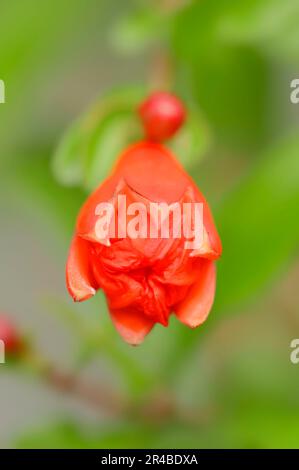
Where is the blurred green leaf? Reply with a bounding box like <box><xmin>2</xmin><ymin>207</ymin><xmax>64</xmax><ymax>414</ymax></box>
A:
<box><xmin>171</xmin><ymin>0</ymin><xmax>299</xmax><ymax>150</ymax></box>
<box><xmin>169</xmin><ymin>108</ymin><xmax>211</xmax><ymax>168</ymax></box>
<box><xmin>110</xmin><ymin>8</ymin><xmax>163</xmax><ymax>54</ymax></box>
<box><xmin>52</xmin><ymin>118</ymin><xmax>88</xmax><ymax>187</ymax></box>
<box><xmin>52</xmin><ymin>86</ymin><xmax>144</xmax><ymax>190</ymax></box>
<box><xmin>215</xmin><ymin>131</ymin><xmax>299</xmax><ymax>313</ymax></box>
<box><xmin>0</xmin><ymin>0</ymin><xmax>106</xmax><ymax>153</ymax></box>
<box><xmin>191</xmin><ymin>44</ymin><xmax>270</xmax><ymax>151</ymax></box>
<box><xmin>84</xmin><ymin>109</ymin><xmax>140</xmax><ymax>191</ymax></box>
<box><xmin>18</xmin><ymin>411</ymin><xmax>299</xmax><ymax>449</ymax></box>
<box><xmin>172</xmin><ymin>0</ymin><xmax>299</xmax><ymax>63</ymax></box>
<box><xmin>172</xmin><ymin>1</ymin><xmax>271</xmax><ymax>150</ymax></box>
<box><xmin>16</xmin><ymin>421</ymin><xmax>157</xmax><ymax>449</ymax></box>
<box><xmin>216</xmin><ymin>0</ymin><xmax>299</xmax><ymax>63</ymax></box>
<box><xmin>16</xmin><ymin>421</ymin><xmax>99</xmax><ymax>449</ymax></box>
<box><xmin>8</xmin><ymin>154</ymin><xmax>85</xmax><ymax>243</ymax></box>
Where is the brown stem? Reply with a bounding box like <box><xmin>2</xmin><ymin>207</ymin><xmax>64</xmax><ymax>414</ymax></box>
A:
<box><xmin>158</xmin><ymin>0</ymin><xmax>188</xmax><ymax>14</ymax></box>
<box><xmin>22</xmin><ymin>350</ymin><xmax>211</xmax><ymax>424</ymax></box>
<box><xmin>45</xmin><ymin>366</ymin><xmax>128</xmax><ymax>417</ymax></box>
<box><xmin>149</xmin><ymin>0</ymin><xmax>188</xmax><ymax>90</ymax></box>
<box><xmin>22</xmin><ymin>350</ymin><xmax>128</xmax><ymax>417</ymax></box>
<box><xmin>149</xmin><ymin>46</ymin><xmax>174</xmax><ymax>90</ymax></box>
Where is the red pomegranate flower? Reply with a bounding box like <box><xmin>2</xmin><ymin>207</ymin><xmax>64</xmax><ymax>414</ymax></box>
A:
<box><xmin>0</xmin><ymin>315</ymin><xmax>23</xmax><ymax>356</ymax></box>
<box><xmin>66</xmin><ymin>93</ymin><xmax>222</xmax><ymax>344</ymax></box>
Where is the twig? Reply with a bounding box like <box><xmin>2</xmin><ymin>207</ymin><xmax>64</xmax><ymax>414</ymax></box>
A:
<box><xmin>45</xmin><ymin>366</ymin><xmax>127</xmax><ymax>416</ymax></box>
<box><xmin>22</xmin><ymin>350</ymin><xmax>128</xmax><ymax>417</ymax></box>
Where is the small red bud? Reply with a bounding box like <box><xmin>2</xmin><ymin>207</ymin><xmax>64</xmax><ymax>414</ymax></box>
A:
<box><xmin>0</xmin><ymin>315</ymin><xmax>22</xmax><ymax>356</ymax></box>
<box><xmin>138</xmin><ymin>91</ymin><xmax>186</xmax><ymax>142</ymax></box>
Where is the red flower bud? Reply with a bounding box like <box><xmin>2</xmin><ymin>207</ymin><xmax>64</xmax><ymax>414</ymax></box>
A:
<box><xmin>138</xmin><ymin>91</ymin><xmax>186</xmax><ymax>142</ymax></box>
<box><xmin>66</xmin><ymin>94</ymin><xmax>222</xmax><ymax>345</ymax></box>
<box><xmin>0</xmin><ymin>316</ymin><xmax>22</xmax><ymax>356</ymax></box>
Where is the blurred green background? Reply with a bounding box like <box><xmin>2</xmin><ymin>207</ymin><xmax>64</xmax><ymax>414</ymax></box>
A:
<box><xmin>1</xmin><ymin>0</ymin><xmax>299</xmax><ymax>449</ymax></box>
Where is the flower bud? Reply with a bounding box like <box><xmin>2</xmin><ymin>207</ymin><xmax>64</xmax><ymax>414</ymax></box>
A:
<box><xmin>0</xmin><ymin>315</ymin><xmax>23</xmax><ymax>356</ymax></box>
<box><xmin>138</xmin><ymin>91</ymin><xmax>186</xmax><ymax>142</ymax></box>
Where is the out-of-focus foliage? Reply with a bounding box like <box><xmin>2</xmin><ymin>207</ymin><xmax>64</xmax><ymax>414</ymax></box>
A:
<box><xmin>52</xmin><ymin>87</ymin><xmax>144</xmax><ymax>190</ymax></box>
<box><xmin>1</xmin><ymin>0</ymin><xmax>299</xmax><ymax>449</ymax></box>
<box><xmin>171</xmin><ymin>0</ymin><xmax>299</xmax><ymax>149</ymax></box>
<box><xmin>110</xmin><ymin>7</ymin><xmax>163</xmax><ymax>54</ymax></box>
<box><xmin>215</xmin><ymin>132</ymin><xmax>299</xmax><ymax>313</ymax></box>
<box><xmin>0</xmin><ymin>0</ymin><xmax>107</xmax><ymax>153</ymax></box>
<box><xmin>53</xmin><ymin>87</ymin><xmax>210</xmax><ymax>190</ymax></box>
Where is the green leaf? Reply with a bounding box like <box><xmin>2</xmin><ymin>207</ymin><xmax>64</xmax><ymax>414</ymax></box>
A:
<box><xmin>110</xmin><ymin>9</ymin><xmax>163</xmax><ymax>54</ymax></box>
<box><xmin>191</xmin><ymin>44</ymin><xmax>270</xmax><ymax>151</ymax></box>
<box><xmin>172</xmin><ymin>0</ymin><xmax>299</xmax><ymax>63</ymax></box>
<box><xmin>215</xmin><ymin>131</ymin><xmax>299</xmax><ymax>313</ymax></box>
<box><xmin>169</xmin><ymin>108</ymin><xmax>211</xmax><ymax>168</ymax></box>
<box><xmin>215</xmin><ymin>0</ymin><xmax>299</xmax><ymax>63</ymax></box>
<box><xmin>52</xmin><ymin>86</ymin><xmax>145</xmax><ymax>190</ymax></box>
<box><xmin>52</xmin><ymin>118</ymin><xmax>88</xmax><ymax>187</ymax></box>
<box><xmin>84</xmin><ymin>110</ymin><xmax>140</xmax><ymax>191</ymax></box>
<box><xmin>170</xmin><ymin>0</ymin><xmax>299</xmax><ymax>149</ymax></box>
<box><xmin>172</xmin><ymin>2</ymin><xmax>271</xmax><ymax>150</ymax></box>
<box><xmin>0</xmin><ymin>0</ymin><xmax>107</xmax><ymax>154</ymax></box>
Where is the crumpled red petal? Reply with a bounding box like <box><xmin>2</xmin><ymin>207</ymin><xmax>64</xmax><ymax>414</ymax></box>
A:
<box><xmin>66</xmin><ymin>236</ymin><xmax>97</xmax><ymax>301</ymax></box>
<box><xmin>109</xmin><ymin>307</ymin><xmax>155</xmax><ymax>345</ymax></box>
<box><xmin>76</xmin><ymin>174</ymin><xmax>119</xmax><ymax>241</ymax></box>
<box><xmin>174</xmin><ymin>260</ymin><xmax>216</xmax><ymax>328</ymax></box>
<box><xmin>114</xmin><ymin>142</ymin><xmax>189</xmax><ymax>203</ymax></box>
